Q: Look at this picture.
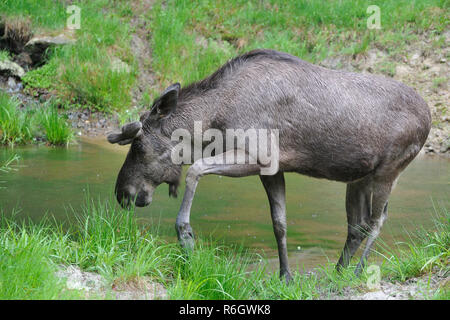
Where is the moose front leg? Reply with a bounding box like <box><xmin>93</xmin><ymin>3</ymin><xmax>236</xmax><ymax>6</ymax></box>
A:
<box><xmin>260</xmin><ymin>172</ymin><xmax>292</xmax><ymax>283</ymax></box>
<box><xmin>175</xmin><ymin>150</ymin><xmax>262</xmax><ymax>251</ymax></box>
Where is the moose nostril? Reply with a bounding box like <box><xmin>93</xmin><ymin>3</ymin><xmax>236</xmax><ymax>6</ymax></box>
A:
<box><xmin>135</xmin><ymin>190</ymin><xmax>149</xmax><ymax>207</ymax></box>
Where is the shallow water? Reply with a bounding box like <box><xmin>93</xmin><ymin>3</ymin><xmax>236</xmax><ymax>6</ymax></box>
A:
<box><xmin>1</xmin><ymin>138</ymin><xmax>449</xmax><ymax>270</ymax></box>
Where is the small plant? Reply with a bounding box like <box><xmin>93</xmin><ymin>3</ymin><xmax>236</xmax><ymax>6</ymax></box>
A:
<box><xmin>375</xmin><ymin>203</ymin><xmax>449</xmax><ymax>282</ymax></box>
<box><xmin>22</xmin><ymin>61</ymin><xmax>58</xmax><ymax>90</ymax></box>
<box><xmin>37</xmin><ymin>103</ymin><xmax>74</xmax><ymax>146</ymax></box>
<box><xmin>0</xmin><ymin>216</ymin><xmax>82</xmax><ymax>299</ymax></box>
<box><xmin>0</xmin><ymin>92</ymin><xmax>35</xmax><ymax>146</ymax></box>
<box><xmin>0</xmin><ymin>50</ymin><xmax>11</xmax><ymax>61</ymax></box>
<box><xmin>0</xmin><ymin>92</ymin><xmax>74</xmax><ymax>146</ymax></box>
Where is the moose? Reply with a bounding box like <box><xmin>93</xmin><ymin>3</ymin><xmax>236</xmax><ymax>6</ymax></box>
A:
<box><xmin>108</xmin><ymin>49</ymin><xmax>431</xmax><ymax>282</ymax></box>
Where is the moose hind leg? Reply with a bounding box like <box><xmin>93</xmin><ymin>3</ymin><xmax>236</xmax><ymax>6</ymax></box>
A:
<box><xmin>260</xmin><ymin>172</ymin><xmax>292</xmax><ymax>284</ymax></box>
<box><xmin>336</xmin><ymin>177</ymin><xmax>372</xmax><ymax>271</ymax></box>
<box><xmin>354</xmin><ymin>180</ymin><xmax>393</xmax><ymax>275</ymax></box>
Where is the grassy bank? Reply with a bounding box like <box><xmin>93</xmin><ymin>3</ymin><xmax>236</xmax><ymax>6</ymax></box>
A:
<box><xmin>1</xmin><ymin>0</ymin><xmax>448</xmax><ymax>112</ymax></box>
<box><xmin>0</xmin><ymin>91</ymin><xmax>73</xmax><ymax>146</ymax></box>
<box><xmin>0</xmin><ymin>0</ymin><xmax>136</xmax><ymax>112</ymax></box>
<box><xmin>149</xmin><ymin>0</ymin><xmax>448</xmax><ymax>91</ymax></box>
<box><xmin>0</xmin><ymin>197</ymin><xmax>448</xmax><ymax>300</ymax></box>
<box><xmin>1</xmin><ymin>0</ymin><xmax>448</xmax><ymax>152</ymax></box>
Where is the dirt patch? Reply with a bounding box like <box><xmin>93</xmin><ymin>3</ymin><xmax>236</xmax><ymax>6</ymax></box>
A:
<box><xmin>322</xmin><ymin>270</ymin><xmax>449</xmax><ymax>300</ymax></box>
<box><xmin>129</xmin><ymin>0</ymin><xmax>157</xmax><ymax>105</ymax></box>
<box><xmin>56</xmin><ymin>265</ymin><xmax>168</xmax><ymax>300</ymax></box>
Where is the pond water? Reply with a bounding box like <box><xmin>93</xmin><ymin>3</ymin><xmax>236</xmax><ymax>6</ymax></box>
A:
<box><xmin>1</xmin><ymin>138</ymin><xmax>449</xmax><ymax>270</ymax></box>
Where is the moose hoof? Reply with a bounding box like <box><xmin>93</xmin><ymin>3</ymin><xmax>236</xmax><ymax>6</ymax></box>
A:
<box><xmin>281</xmin><ymin>271</ymin><xmax>293</xmax><ymax>285</ymax></box>
<box><xmin>335</xmin><ymin>262</ymin><xmax>346</xmax><ymax>274</ymax></box>
<box><xmin>176</xmin><ymin>222</ymin><xmax>195</xmax><ymax>252</ymax></box>
<box><xmin>354</xmin><ymin>263</ymin><xmax>364</xmax><ymax>277</ymax></box>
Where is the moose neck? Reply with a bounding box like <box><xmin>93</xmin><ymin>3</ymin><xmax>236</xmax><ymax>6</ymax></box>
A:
<box><xmin>161</xmin><ymin>91</ymin><xmax>218</xmax><ymax>142</ymax></box>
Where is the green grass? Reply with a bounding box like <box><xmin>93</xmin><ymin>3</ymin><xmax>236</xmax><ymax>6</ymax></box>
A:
<box><xmin>37</xmin><ymin>102</ymin><xmax>74</xmax><ymax>146</ymax></box>
<box><xmin>0</xmin><ymin>196</ymin><xmax>448</xmax><ymax>300</ymax></box>
<box><xmin>0</xmin><ymin>91</ymin><xmax>74</xmax><ymax>146</ymax></box>
<box><xmin>168</xmin><ymin>242</ymin><xmax>265</xmax><ymax>299</ymax></box>
<box><xmin>0</xmin><ymin>50</ymin><xmax>11</xmax><ymax>61</ymax></box>
<box><xmin>375</xmin><ymin>203</ymin><xmax>449</xmax><ymax>282</ymax></box>
<box><xmin>0</xmin><ymin>197</ymin><xmax>267</xmax><ymax>299</ymax></box>
<box><xmin>0</xmin><ymin>92</ymin><xmax>35</xmax><ymax>145</ymax></box>
<box><xmin>1</xmin><ymin>0</ymin><xmax>136</xmax><ymax>112</ymax></box>
<box><xmin>0</xmin><ymin>216</ymin><xmax>83</xmax><ymax>299</ymax></box>
<box><xmin>21</xmin><ymin>60</ymin><xmax>58</xmax><ymax>90</ymax></box>
<box><xmin>0</xmin><ymin>0</ymin><xmax>66</xmax><ymax>30</ymax></box>
<box><xmin>1</xmin><ymin>0</ymin><xmax>448</xmax><ymax>112</ymax></box>
<box><xmin>148</xmin><ymin>0</ymin><xmax>449</xmax><ymax>91</ymax></box>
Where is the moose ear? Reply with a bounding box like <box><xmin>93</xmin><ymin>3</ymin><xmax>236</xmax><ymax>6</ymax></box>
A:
<box><xmin>107</xmin><ymin>121</ymin><xmax>143</xmax><ymax>145</ymax></box>
<box><xmin>152</xmin><ymin>83</ymin><xmax>180</xmax><ymax>118</ymax></box>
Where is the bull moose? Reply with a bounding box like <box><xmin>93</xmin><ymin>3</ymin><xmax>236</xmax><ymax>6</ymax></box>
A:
<box><xmin>107</xmin><ymin>49</ymin><xmax>431</xmax><ymax>282</ymax></box>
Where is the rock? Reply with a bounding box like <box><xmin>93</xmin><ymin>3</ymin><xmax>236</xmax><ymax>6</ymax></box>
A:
<box><xmin>0</xmin><ymin>58</ymin><xmax>25</xmax><ymax>77</ymax></box>
<box><xmin>440</xmin><ymin>143</ymin><xmax>449</xmax><ymax>153</ymax></box>
<box><xmin>25</xmin><ymin>33</ymin><xmax>75</xmax><ymax>47</ymax></box>
<box><xmin>7</xmin><ymin>76</ymin><xmax>16</xmax><ymax>88</ymax></box>
<box><xmin>15</xmin><ymin>52</ymin><xmax>33</xmax><ymax>68</ymax></box>
<box><xmin>24</xmin><ymin>32</ymin><xmax>75</xmax><ymax>66</ymax></box>
<box><xmin>112</xmin><ymin>278</ymin><xmax>168</xmax><ymax>300</ymax></box>
<box><xmin>56</xmin><ymin>265</ymin><xmax>106</xmax><ymax>292</ymax></box>
<box><xmin>5</xmin><ymin>76</ymin><xmax>22</xmax><ymax>93</ymax></box>
<box><xmin>56</xmin><ymin>265</ymin><xmax>167</xmax><ymax>300</ymax></box>
<box><xmin>358</xmin><ymin>290</ymin><xmax>393</xmax><ymax>300</ymax></box>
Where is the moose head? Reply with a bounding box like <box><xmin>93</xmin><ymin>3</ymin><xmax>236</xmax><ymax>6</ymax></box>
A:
<box><xmin>107</xmin><ymin>83</ymin><xmax>182</xmax><ymax>208</ymax></box>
